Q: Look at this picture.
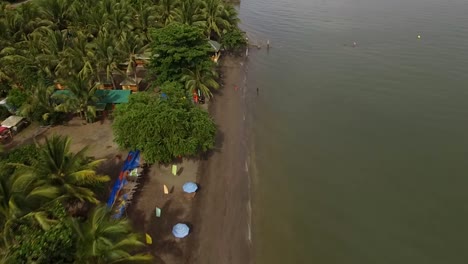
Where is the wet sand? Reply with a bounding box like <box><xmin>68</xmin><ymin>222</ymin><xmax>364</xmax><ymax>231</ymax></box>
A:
<box><xmin>185</xmin><ymin>55</ymin><xmax>251</xmax><ymax>264</ymax></box>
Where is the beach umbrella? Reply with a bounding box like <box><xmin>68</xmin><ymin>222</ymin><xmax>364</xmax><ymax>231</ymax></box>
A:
<box><xmin>172</xmin><ymin>223</ymin><xmax>190</xmax><ymax>238</ymax></box>
<box><xmin>182</xmin><ymin>182</ymin><xmax>198</xmax><ymax>193</ymax></box>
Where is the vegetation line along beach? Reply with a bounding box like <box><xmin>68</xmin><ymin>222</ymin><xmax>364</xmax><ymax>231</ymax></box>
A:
<box><xmin>0</xmin><ymin>0</ymin><xmax>249</xmax><ymax>263</ymax></box>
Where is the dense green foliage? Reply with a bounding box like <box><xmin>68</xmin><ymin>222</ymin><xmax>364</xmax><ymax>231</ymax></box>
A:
<box><xmin>221</xmin><ymin>27</ymin><xmax>247</xmax><ymax>52</ymax></box>
<box><xmin>14</xmin><ymin>135</ymin><xmax>110</xmax><ymax>204</ymax></box>
<box><xmin>113</xmin><ymin>84</ymin><xmax>217</xmax><ymax>163</ymax></box>
<box><xmin>0</xmin><ymin>0</ymin><xmax>243</xmax><ymax>259</ymax></box>
<box><xmin>8</xmin><ymin>201</ymin><xmax>76</xmax><ymax>264</ymax></box>
<box><xmin>6</xmin><ymin>88</ymin><xmax>27</xmax><ymax>110</ymax></box>
<box><xmin>181</xmin><ymin>63</ymin><xmax>220</xmax><ymax>98</ymax></box>
<box><xmin>73</xmin><ymin>205</ymin><xmax>152</xmax><ymax>263</ymax></box>
<box><xmin>0</xmin><ymin>106</ymin><xmax>10</xmax><ymax>120</ymax></box>
<box><xmin>0</xmin><ymin>0</ymin><xmax>242</xmax><ymax>124</ymax></box>
<box><xmin>148</xmin><ymin>23</ymin><xmax>213</xmax><ymax>85</ymax></box>
<box><xmin>0</xmin><ymin>143</ymin><xmax>40</xmax><ymax>179</ymax></box>
<box><xmin>0</xmin><ymin>138</ymin><xmax>151</xmax><ymax>263</ymax></box>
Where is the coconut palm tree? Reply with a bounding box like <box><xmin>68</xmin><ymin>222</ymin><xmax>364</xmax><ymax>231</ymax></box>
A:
<box><xmin>202</xmin><ymin>0</ymin><xmax>230</xmax><ymax>38</ymax></box>
<box><xmin>0</xmin><ymin>169</ymin><xmax>59</xmax><ymax>246</ymax></box>
<box><xmin>175</xmin><ymin>0</ymin><xmax>205</xmax><ymax>27</ymax></box>
<box><xmin>56</xmin><ymin>30</ymin><xmax>96</xmax><ymax>80</ymax></box>
<box><xmin>71</xmin><ymin>2</ymin><xmax>109</xmax><ymax>36</ymax></box>
<box><xmin>72</xmin><ymin>204</ymin><xmax>152</xmax><ymax>263</ymax></box>
<box><xmin>107</xmin><ymin>3</ymin><xmax>132</xmax><ymax>38</ymax></box>
<box><xmin>221</xmin><ymin>3</ymin><xmax>240</xmax><ymax>29</ymax></box>
<box><xmin>157</xmin><ymin>0</ymin><xmax>179</xmax><ymax>26</ymax></box>
<box><xmin>181</xmin><ymin>64</ymin><xmax>219</xmax><ymax>98</ymax></box>
<box><xmin>117</xmin><ymin>31</ymin><xmax>149</xmax><ymax>81</ymax></box>
<box><xmin>132</xmin><ymin>0</ymin><xmax>158</xmax><ymax>41</ymax></box>
<box><xmin>36</xmin><ymin>0</ymin><xmax>75</xmax><ymax>30</ymax></box>
<box><xmin>94</xmin><ymin>30</ymin><xmax>123</xmax><ymax>89</ymax></box>
<box><xmin>19</xmin><ymin>83</ymin><xmax>70</xmax><ymax>123</ymax></box>
<box><xmin>0</xmin><ymin>32</ymin><xmax>54</xmax><ymax>88</ymax></box>
<box><xmin>13</xmin><ymin>135</ymin><xmax>110</xmax><ymax>204</ymax></box>
<box><xmin>63</xmin><ymin>76</ymin><xmax>99</xmax><ymax>122</ymax></box>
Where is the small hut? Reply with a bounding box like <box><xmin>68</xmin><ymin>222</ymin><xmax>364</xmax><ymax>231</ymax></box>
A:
<box><xmin>120</xmin><ymin>78</ymin><xmax>141</xmax><ymax>92</ymax></box>
<box><xmin>97</xmin><ymin>82</ymin><xmax>114</xmax><ymax>90</ymax></box>
<box><xmin>135</xmin><ymin>54</ymin><xmax>152</xmax><ymax>66</ymax></box>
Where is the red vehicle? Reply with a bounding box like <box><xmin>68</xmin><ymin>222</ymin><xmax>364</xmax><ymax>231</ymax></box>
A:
<box><xmin>0</xmin><ymin>126</ymin><xmax>12</xmax><ymax>143</ymax></box>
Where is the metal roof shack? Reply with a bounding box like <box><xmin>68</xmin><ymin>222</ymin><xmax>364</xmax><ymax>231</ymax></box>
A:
<box><xmin>1</xmin><ymin>115</ymin><xmax>24</xmax><ymax>128</ymax></box>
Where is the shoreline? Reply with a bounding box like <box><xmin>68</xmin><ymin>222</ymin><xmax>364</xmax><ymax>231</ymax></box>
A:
<box><xmin>185</xmin><ymin>54</ymin><xmax>252</xmax><ymax>264</ymax></box>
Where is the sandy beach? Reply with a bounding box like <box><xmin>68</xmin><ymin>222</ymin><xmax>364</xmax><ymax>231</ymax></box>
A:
<box><xmin>185</xmin><ymin>55</ymin><xmax>251</xmax><ymax>264</ymax></box>
<box><xmin>3</xmin><ymin>55</ymin><xmax>252</xmax><ymax>264</ymax></box>
<box><xmin>124</xmin><ymin>55</ymin><xmax>251</xmax><ymax>263</ymax></box>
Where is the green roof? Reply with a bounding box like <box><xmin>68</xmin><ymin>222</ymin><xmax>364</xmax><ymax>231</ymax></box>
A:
<box><xmin>53</xmin><ymin>89</ymin><xmax>131</xmax><ymax>104</ymax></box>
<box><xmin>95</xmin><ymin>90</ymin><xmax>131</xmax><ymax>104</ymax></box>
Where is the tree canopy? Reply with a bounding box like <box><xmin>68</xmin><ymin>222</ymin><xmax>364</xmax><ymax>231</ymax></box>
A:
<box><xmin>7</xmin><ymin>201</ymin><xmax>76</xmax><ymax>264</ymax></box>
<box><xmin>0</xmin><ymin>139</ymin><xmax>151</xmax><ymax>263</ymax></box>
<box><xmin>112</xmin><ymin>84</ymin><xmax>216</xmax><ymax>163</ymax></box>
<box><xmin>148</xmin><ymin>23</ymin><xmax>213</xmax><ymax>85</ymax></box>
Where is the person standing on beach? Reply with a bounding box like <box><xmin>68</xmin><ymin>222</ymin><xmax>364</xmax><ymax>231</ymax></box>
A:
<box><xmin>257</xmin><ymin>87</ymin><xmax>259</xmax><ymax>95</ymax></box>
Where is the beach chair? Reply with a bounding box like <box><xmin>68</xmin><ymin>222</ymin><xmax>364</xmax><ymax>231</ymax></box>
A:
<box><xmin>155</xmin><ymin>207</ymin><xmax>162</xmax><ymax>217</ymax></box>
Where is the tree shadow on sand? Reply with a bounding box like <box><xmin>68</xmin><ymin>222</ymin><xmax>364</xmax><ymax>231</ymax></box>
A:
<box><xmin>150</xmin><ymin>199</ymin><xmax>185</xmax><ymax>250</ymax></box>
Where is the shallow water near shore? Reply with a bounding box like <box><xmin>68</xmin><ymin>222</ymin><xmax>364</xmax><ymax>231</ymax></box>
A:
<box><xmin>239</xmin><ymin>0</ymin><xmax>468</xmax><ymax>263</ymax></box>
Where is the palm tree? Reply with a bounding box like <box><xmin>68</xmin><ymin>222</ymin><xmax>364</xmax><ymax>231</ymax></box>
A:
<box><xmin>71</xmin><ymin>2</ymin><xmax>108</xmax><ymax>37</ymax></box>
<box><xmin>157</xmin><ymin>0</ymin><xmax>179</xmax><ymax>27</ymax></box>
<box><xmin>202</xmin><ymin>0</ymin><xmax>230</xmax><ymax>38</ymax></box>
<box><xmin>72</xmin><ymin>204</ymin><xmax>152</xmax><ymax>263</ymax></box>
<box><xmin>19</xmin><ymin>83</ymin><xmax>70</xmax><ymax>123</ymax></box>
<box><xmin>0</xmin><ymin>33</ymin><xmax>53</xmax><ymax>88</ymax></box>
<box><xmin>107</xmin><ymin>3</ymin><xmax>132</xmax><ymax>38</ymax></box>
<box><xmin>181</xmin><ymin>64</ymin><xmax>219</xmax><ymax>98</ymax></box>
<box><xmin>175</xmin><ymin>0</ymin><xmax>205</xmax><ymax>27</ymax></box>
<box><xmin>132</xmin><ymin>0</ymin><xmax>158</xmax><ymax>41</ymax></box>
<box><xmin>56</xmin><ymin>30</ymin><xmax>96</xmax><ymax>80</ymax></box>
<box><xmin>0</xmin><ymin>169</ymin><xmax>59</xmax><ymax>246</ymax></box>
<box><xmin>94</xmin><ymin>30</ymin><xmax>123</xmax><ymax>89</ymax></box>
<box><xmin>37</xmin><ymin>0</ymin><xmax>75</xmax><ymax>30</ymax></box>
<box><xmin>117</xmin><ymin>31</ymin><xmax>148</xmax><ymax>82</ymax></box>
<box><xmin>13</xmin><ymin>135</ymin><xmax>110</xmax><ymax>204</ymax></box>
<box><xmin>62</xmin><ymin>76</ymin><xmax>99</xmax><ymax>123</ymax></box>
<box><xmin>221</xmin><ymin>3</ymin><xmax>240</xmax><ymax>29</ymax></box>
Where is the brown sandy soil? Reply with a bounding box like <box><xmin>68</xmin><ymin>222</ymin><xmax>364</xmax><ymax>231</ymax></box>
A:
<box><xmin>127</xmin><ymin>55</ymin><xmax>251</xmax><ymax>264</ymax></box>
<box><xmin>127</xmin><ymin>159</ymin><xmax>199</xmax><ymax>263</ymax></box>
<box><xmin>2</xmin><ymin>55</ymin><xmax>251</xmax><ymax>264</ymax></box>
<box><xmin>3</xmin><ymin>118</ymin><xmax>127</xmax><ymax>199</ymax></box>
<box><xmin>185</xmin><ymin>56</ymin><xmax>251</xmax><ymax>264</ymax></box>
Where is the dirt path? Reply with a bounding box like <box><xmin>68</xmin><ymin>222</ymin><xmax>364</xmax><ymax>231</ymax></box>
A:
<box><xmin>185</xmin><ymin>55</ymin><xmax>251</xmax><ymax>264</ymax></box>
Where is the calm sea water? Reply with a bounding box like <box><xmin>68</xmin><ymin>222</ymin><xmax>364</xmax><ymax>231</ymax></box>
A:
<box><xmin>238</xmin><ymin>0</ymin><xmax>468</xmax><ymax>263</ymax></box>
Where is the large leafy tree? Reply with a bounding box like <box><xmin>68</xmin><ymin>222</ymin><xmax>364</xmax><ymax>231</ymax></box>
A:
<box><xmin>148</xmin><ymin>22</ymin><xmax>212</xmax><ymax>85</ymax></box>
<box><xmin>113</xmin><ymin>84</ymin><xmax>216</xmax><ymax>163</ymax></box>
<box><xmin>72</xmin><ymin>204</ymin><xmax>152</xmax><ymax>263</ymax></box>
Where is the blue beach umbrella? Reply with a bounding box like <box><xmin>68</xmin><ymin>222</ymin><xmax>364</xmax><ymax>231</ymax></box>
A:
<box><xmin>172</xmin><ymin>223</ymin><xmax>190</xmax><ymax>238</ymax></box>
<box><xmin>182</xmin><ymin>182</ymin><xmax>198</xmax><ymax>193</ymax></box>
